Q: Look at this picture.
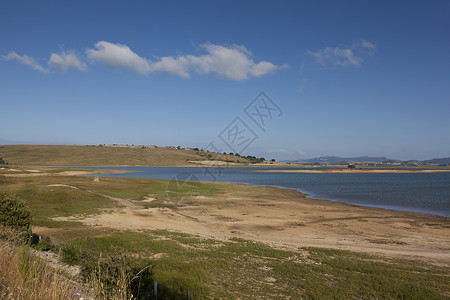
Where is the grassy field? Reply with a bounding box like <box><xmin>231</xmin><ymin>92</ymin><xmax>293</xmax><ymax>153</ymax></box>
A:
<box><xmin>0</xmin><ymin>144</ymin><xmax>249</xmax><ymax>166</ymax></box>
<box><xmin>58</xmin><ymin>230</ymin><xmax>449</xmax><ymax>299</ymax></box>
<box><xmin>1</xmin><ymin>172</ymin><xmax>449</xmax><ymax>299</ymax></box>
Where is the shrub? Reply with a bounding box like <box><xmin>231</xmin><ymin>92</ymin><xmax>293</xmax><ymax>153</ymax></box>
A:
<box><xmin>0</xmin><ymin>193</ymin><xmax>31</xmax><ymax>235</ymax></box>
<box><xmin>0</xmin><ymin>224</ymin><xmax>24</xmax><ymax>244</ymax></box>
<box><xmin>80</xmin><ymin>249</ymin><xmax>154</xmax><ymax>299</ymax></box>
<box><xmin>34</xmin><ymin>236</ymin><xmax>52</xmax><ymax>251</ymax></box>
<box><xmin>59</xmin><ymin>242</ymin><xmax>80</xmax><ymax>265</ymax></box>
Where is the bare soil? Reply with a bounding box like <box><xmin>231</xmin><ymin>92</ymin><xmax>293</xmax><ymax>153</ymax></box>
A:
<box><xmin>49</xmin><ymin>185</ymin><xmax>450</xmax><ymax>266</ymax></box>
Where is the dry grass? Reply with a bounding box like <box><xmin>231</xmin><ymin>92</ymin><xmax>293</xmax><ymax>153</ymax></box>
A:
<box><xmin>0</xmin><ymin>241</ymin><xmax>82</xmax><ymax>299</ymax></box>
<box><xmin>0</xmin><ymin>144</ymin><xmax>247</xmax><ymax>166</ymax></box>
<box><xmin>0</xmin><ymin>225</ymin><xmax>151</xmax><ymax>300</ymax></box>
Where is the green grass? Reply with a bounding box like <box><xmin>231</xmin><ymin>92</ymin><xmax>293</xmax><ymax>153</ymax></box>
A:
<box><xmin>0</xmin><ymin>175</ymin><xmax>225</xmax><ymax>228</ymax></box>
<box><xmin>56</xmin><ymin>230</ymin><xmax>449</xmax><ymax>299</ymax></box>
<box><xmin>0</xmin><ymin>176</ymin><xmax>116</xmax><ymax>227</ymax></box>
<box><xmin>90</xmin><ymin>177</ymin><xmax>223</xmax><ymax>200</ymax></box>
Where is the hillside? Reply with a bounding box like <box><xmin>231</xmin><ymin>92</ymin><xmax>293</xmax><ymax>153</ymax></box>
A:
<box><xmin>422</xmin><ymin>157</ymin><xmax>450</xmax><ymax>165</ymax></box>
<box><xmin>0</xmin><ymin>145</ymin><xmax>246</xmax><ymax>166</ymax></box>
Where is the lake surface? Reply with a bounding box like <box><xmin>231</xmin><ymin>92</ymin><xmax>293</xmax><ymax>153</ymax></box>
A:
<box><xmin>87</xmin><ymin>167</ymin><xmax>450</xmax><ymax>218</ymax></box>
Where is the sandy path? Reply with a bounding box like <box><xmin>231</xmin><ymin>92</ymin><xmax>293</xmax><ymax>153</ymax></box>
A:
<box><xmin>59</xmin><ymin>186</ymin><xmax>450</xmax><ymax>266</ymax></box>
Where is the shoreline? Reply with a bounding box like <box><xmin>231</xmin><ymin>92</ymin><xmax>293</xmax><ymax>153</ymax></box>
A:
<box><xmin>57</xmin><ymin>166</ymin><xmax>450</xmax><ymax>219</ymax></box>
<box><xmin>4</xmin><ymin>165</ymin><xmax>448</xmax><ymax>219</ymax></box>
<box><xmin>250</xmin><ymin>169</ymin><xmax>450</xmax><ymax>174</ymax></box>
<box><xmin>46</xmin><ymin>180</ymin><xmax>450</xmax><ymax>265</ymax></box>
<box><xmin>3</xmin><ymin>166</ymin><xmax>448</xmax><ymax>265</ymax></box>
<box><xmin>73</xmin><ymin>166</ymin><xmax>450</xmax><ymax>219</ymax></box>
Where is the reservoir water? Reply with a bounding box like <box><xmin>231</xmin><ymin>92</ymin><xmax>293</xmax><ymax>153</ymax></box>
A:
<box><xmin>87</xmin><ymin>167</ymin><xmax>450</xmax><ymax>218</ymax></box>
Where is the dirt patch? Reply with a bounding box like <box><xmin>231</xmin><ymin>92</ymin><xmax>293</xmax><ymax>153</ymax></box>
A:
<box><xmin>48</xmin><ymin>184</ymin><xmax>78</xmax><ymax>189</ymax></box>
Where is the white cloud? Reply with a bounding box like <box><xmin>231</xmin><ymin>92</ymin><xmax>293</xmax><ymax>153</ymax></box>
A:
<box><xmin>188</xmin><ymin>44</ymin><xmax>282</xmax><ymax>80</ymax></box>
<box><xmin>4</xmin><ymin>41</ymin><xmax>285</xmax><ymax>80</ymax></box>
<box><xmin>49</xmin><ymin>51</ymin><xmax>87</xmax><ymax>71</ymax></box>
<box><xmin>306</xmin><ymin>40</ymin><xmax>376</xmax><ymax>68</ymax></box>
<box><xmin>152</xmin><ymin>56</ymin><xmax>191</xmax><ymax>78</ymax></box>
<box><xmin>266</xmin><ymin>148</ymin><xmax>293</xmax><ymax>155</ymax></box>
<box><xmin>86</xmin><ymin>41</ymin><xmax>152</xmax><ymax>75</ymax></box>
<box><xmin>358</xmin><ymin>39</ymin><xmax>377</xmax><ymax>52</ymax></box>
<box><xmin>250</xmin><ymin>61</ymin><xmax>282</xmax><ymax>78</ymax></box>
<box><xmin>2</xmin><ymin>51</ymin><xmax>48</xmax><ymax>73</ymax></box>
<box><xmin>149</xmin><ymin>43</ymin><xmax>284</xmax><ymax>80</ymax></box>
<box><xmin>297</xmin><ymin>149</ymin><xmax>306</xmax><ymax>155</ymax></box>
<box><xmin>307</xmin><ymin>47</ymin><xmax>362</xmax><ymax>68</ymax></box>
<box><xmin>266</xmin><ymin>148</ymin><xmax>307</xmax><ymax>156</ymax></box>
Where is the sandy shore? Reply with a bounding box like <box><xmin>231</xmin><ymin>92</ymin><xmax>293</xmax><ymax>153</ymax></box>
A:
<box><xmin>48</xmin><ymin>183</ymin><xmax>450</xmax><ymax>266</ymax></box>
<box><xmin>251</xmin><ymin>169</ymin><xmax>450</xmax><ymax>174</ymax></box>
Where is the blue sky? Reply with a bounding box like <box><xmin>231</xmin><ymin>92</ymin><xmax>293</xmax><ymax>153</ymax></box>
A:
<box><xmin>1</xmin><ymin>1</ymin><xmax>449</xmax><ymax>161</ymax></box>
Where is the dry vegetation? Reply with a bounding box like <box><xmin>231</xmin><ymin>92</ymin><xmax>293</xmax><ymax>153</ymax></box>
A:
<box><xmin>0</xmin><ymin>144</ymin><xmax>250</xmax><ymax>166</ymax></box>
<box><xmin>0</xmin><ymin>225</ymin><xmax>85</xmax><ymax>300</ymax></box>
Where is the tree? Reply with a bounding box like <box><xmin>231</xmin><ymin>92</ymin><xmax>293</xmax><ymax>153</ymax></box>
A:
<box><xmin>348</xmin><ymin>164</ymin><xmax>356</xmax><ymax>169</ymax></box>
<box><xmin>271</xmin><ymin>159</ymin><xmax>276</xmax><ymax>162</ymax></box>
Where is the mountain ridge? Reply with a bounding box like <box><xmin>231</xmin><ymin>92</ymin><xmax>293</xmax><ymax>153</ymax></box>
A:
<box><xmin>286</xmin><ymin>156</ymin><xmax>450</xmax><ymax>164</ymax></box>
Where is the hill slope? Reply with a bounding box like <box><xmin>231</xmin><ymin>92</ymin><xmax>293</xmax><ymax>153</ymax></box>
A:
<box><xmin>0</xmin><ymin>145</ymin><xmax>243</xmax><ymax>166</ymax></box>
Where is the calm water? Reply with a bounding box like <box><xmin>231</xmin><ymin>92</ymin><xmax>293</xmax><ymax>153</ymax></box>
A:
<box><xmin>87</xmin><ymin>167</ymin><xmax>450</xmax><ymax>218</ymax></box>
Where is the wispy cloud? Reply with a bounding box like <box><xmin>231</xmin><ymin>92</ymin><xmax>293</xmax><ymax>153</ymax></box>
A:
<box><xmin>86</xmin><ymin>41</ymin><xmax>152</xmax><ymax>75</ymax></box>
<box><xmin>3</xmin><ymin>41</ymin><xmax>286</xmax><ymax>80</ymax></box>
<box><xmin>187</xmin><ymin>43</ymin><xmax>285</xmax><ymax>80</ymax></box>
<box><xmin>3</xmin><ymin>50</ymin><xmax>87</xmax><ymax>73</ymax></box>
<box><xmin>296</xmin><ymin>149</ymin><xmax>306</xmax><ymax>155</ymax></box>
<box><xmin>49</xmin><ymin>51</ymin><xmax>87</xmax><ymax>72</ymax></box>
<box><xmin>2</xmin><ymin>51</ymin><xmax>49</xmax><ymax>73</ymax></box>
<box><xmin>86</xmin><ymin>41</ymin><xmax>286</xmax><ymax>80</ymax></box>
<box><xmin>266</xmin><ymin>148</ymin><xmax>307</xmax><ymax>157</ymax></box>
<box><xmin>306</xmin><ymin>39</ymin><xmax>376</xmax><ymax>68</ymax></box>
<box><xmin>358</xmin><ymin>39</ymin><xmax>376</xmax><ymax>53</ymax></box>
<box><xmin>266</xmin><ymin>148</ymin><xmax>293</xmax><ymax>155</ymax></box>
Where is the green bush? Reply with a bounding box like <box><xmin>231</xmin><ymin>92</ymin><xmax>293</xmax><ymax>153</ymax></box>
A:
<box><xmin>0</xmin><ymin>192</ymin><xmax>31</xmax><ymax>234</ymax></box>
<box><xmin>59</xmin><ymin>242</ymin><xmax>80</xmax><ymax>265</ymax></box>
<box><xmin>34</xmin><ymin>236</ymin><xmax>52</xmax><ymax>251</ymax></box>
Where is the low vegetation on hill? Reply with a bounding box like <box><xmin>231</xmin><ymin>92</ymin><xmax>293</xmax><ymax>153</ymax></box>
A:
<box><xmin>0</xmin><ymin>144</ymin><xmax>270</xmax><ymax>166</ymax></box>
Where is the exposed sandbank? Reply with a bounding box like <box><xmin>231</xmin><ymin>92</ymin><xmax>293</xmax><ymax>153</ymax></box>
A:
<box><xmin>46</xmin><ymin>183</ymin><xmax>450</xmax><ymax>266</ymax></box>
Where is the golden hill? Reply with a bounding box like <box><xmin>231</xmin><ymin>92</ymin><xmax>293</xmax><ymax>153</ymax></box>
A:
<box><xmin>0</xmin><ymin>144</ymin><xmax>246</xmax><ymax>166</ymax></box>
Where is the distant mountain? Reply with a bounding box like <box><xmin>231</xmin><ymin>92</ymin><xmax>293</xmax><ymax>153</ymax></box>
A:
<box><xmin>413</xmin><ymin>157</ymin><xmax>450</xmax><ymax>165</ymax></box>
<box><xmin>287</xmin><ymin>156</ymin><xmax>450</xmax><ymax>165</ymax></box>
<box><xmin>290</xmin><ymin>156</ymin><xmax>391</xmax><ymax>163</ymax></box>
